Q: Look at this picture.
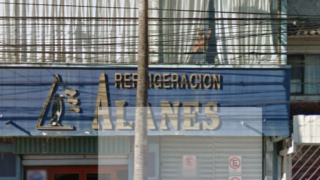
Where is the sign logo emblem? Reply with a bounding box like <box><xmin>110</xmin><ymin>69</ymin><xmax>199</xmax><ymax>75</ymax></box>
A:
<box><xmin>50</xmin><ymin>93</ymin><xmax>63</xmax><ymax>126</ymax></box>
<box><xmin>36</xmin><ymin>75</ymin><xmax>81</xmax><ymax>130</ymax></box>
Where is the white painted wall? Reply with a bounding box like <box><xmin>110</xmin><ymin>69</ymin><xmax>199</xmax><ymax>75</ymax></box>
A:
<box><xmin>293</xmin><ymin>115</ymin><xmax>320</xmax><ymax>143</ymax></box>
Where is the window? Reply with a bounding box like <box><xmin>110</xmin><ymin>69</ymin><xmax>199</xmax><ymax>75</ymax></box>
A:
<box><xmin>158</xmin><ymin>0</ymin><xmax>279</xmax><ymax>65</ymax></box>
<box><xmin>0</xmin><ymin>152</ymin><xmax>16</xmax><ymax>177</ymax></box>
<box><xmin>288</xmin><ymin>55</ymin><xmax>304</xmax><ymax>94</ymax></box>
<box><xmin>289</xmin><ymin>54</ymin><xmax>320</xmax><ymax>95</ymax></box>
<box><xmin>304</xmin><ymin>55</ymin><xmax>320</xmax><ymax>94</ymax></box>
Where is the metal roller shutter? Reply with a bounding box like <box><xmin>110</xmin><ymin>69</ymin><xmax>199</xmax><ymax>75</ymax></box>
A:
<box><xmin>160</xmin><ymin>137</ymin><xmax>262</xmax><ymax>180</ymax></box>
<box><xmin>160</xmin><ymin>137</ymin><xmax>214</xmax><ymax>180</ymax></box>
<box><xmin>214</xmin><ymin>137</ymin><xmax>262</xmax><ymax>180</ymax></box>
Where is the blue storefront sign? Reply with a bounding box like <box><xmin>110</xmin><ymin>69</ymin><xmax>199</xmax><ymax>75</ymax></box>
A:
<box><xmin>0</xmin><ymin>67</ymin><xmax>290</xmax><ymax>136</ymax></box>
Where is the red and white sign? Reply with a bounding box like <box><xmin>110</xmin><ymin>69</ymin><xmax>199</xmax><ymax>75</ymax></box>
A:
<box><xmin>182</xmin><ymin>155</ymin><xmax>197</xmax><ymax>176</ymax></box>
<box><xmin>229</xmin><ymin>156</ymin><xmax>242</xmax><ymax>173</ymax></box>
<box><xmin>183</xmin><ymin>155</ymin><xmax>196</xmax><ymax>168</ymax></box>
<box><xmin>229</xmin><ymin>176</ymin><xmax>242</xmax><ymax>180</ymax></box>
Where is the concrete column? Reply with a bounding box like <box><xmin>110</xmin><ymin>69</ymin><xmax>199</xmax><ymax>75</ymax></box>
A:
<box><xmin>281</xmin><ymin>155</ymin><xmax>287</xmax><ymax>180</ymax></box>
<box><xmin>264</xmin><ymin>137</ymin><xmax>274</xmax><ymax>180</ymax></box>
<box><xmin>288</xmin><ymin>154</ymin><xmax>292</xmax><ymax>180</ymax></box>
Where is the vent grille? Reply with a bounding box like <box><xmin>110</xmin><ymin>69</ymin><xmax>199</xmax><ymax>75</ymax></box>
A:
<box><xmin>13</xmin><ymin>137</ymin><xmax>130</xmax><ymax>154</ymax></box>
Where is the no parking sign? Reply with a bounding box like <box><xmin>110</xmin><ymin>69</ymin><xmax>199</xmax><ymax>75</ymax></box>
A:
<box><xmin>229</xmin><ymin>156</ymin><xmax>242</xmax><ymax>173</ymax></box>
<box><xmin>182</xmin><ymin>155</ymin><xmax>197</xmax><ymax>176</ymax></box>
<box><xmin>229</xmin><ymin>176</ymin><xmax>242</xmax><ymax>180</ymax></box>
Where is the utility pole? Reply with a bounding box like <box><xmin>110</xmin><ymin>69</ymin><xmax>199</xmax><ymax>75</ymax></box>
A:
<box><xmin>134</xmin><ymin>0</ymin><xmax>149</xmax><ymax>179</ymax></box>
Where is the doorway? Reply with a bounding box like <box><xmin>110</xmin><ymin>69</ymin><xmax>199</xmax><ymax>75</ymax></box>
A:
<box><xmin>25</xmin><ymin>166</ymin><xmax>128</xmax><ymax>180</ymax></box>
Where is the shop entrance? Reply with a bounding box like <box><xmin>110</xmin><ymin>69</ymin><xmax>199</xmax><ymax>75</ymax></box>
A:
<box><xmin>25</xmin><ymin>166</ymin><xmax>128</xmax><ymax>180</ymax></box>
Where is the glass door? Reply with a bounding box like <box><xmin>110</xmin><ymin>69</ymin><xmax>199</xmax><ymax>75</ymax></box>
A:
<box><xmin>115</xmin><ymin>169</ymin><xmax>128</xmax><ymax>180</ymax></box>
<box><xmin>84</xmin><ymin>166</ymin><xmax>128</xmax><ymax>180</ymax></box>
<box><xmin>87</xmin><ymin>166</ymin><xmax>128</xmax><ymax>180</ymax></box>
<box><xmin>51</xmin><ymin>167</ymin><xmax>82</xmax><ymax>180</ymax></box>
<box><xmin>84</xmin><ymin>166</ymin><xmax>113</xmax><ymax>180</ymax></box>
<box><xmin>85</xmin><ymin>173</ymin><xmax>111</xmax><ymax>180</ymax></box>
<box><xmin>54</xmin><ymin>173</ymin><xmax>80</xmax><ymax>180</ymax></box>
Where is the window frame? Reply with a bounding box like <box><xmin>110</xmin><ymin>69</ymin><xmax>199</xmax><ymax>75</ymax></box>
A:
<box><xmin>0</xmin><ymin>141</ymin><xmax>21</xmax><ymax>180</ymax></box>
<box><xmin>288</xmin><ymin>54</ymin><xmax>305</xmax><ymax>95</ymax></box>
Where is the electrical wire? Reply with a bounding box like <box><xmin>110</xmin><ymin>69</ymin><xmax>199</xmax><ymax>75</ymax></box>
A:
<box><xmin>0</xmin><ymin>2</ymin><xmax>318</xmax><ymax>66</ymax></box>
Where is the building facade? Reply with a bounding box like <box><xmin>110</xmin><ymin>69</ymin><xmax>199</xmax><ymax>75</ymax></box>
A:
<box><xmin>277</xmin><ymin>0</ymin><xmax>320</xmax><ymax>179</ymax></box>
<box><xmin>0</xmin><ymin>0</ymin><xmax>289</xmax><ymax>180</ymax></box>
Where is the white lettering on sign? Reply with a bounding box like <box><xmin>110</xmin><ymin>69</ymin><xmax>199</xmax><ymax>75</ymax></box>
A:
<box><xmin>97</xmin><ymin>103</ymin><xmax>220</xmax><ymax>130</ymax></box>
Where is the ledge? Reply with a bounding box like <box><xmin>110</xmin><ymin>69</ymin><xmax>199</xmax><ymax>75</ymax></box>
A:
<box><xmin>290</xmin><ymin>95</ymin><xmax>320</xmax><ymax>102</ymax></box>
<box><xmin>0</xmin><ymin>63</ymin><xmax>291</xmax><ymax>69</ymax></box>
<box><xmin>288</xmin><ymin>35</ymin><xmax>320</xmax><ymax>38</ymax></box>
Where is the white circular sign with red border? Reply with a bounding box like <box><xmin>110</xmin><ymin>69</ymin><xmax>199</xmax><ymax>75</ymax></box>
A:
<box><xmin>229</xmin><ymin>156</ymin><xmax>242</xmax><ymax>173</ymax></box>
<box><xmin>183</xmin><ymin>155</ymin><xmax>196</xmax><ymax>168</ymax></box>
<box><xmin>182</xmin><ymin>155</ymin><xmax>197</xmax><ymax>177</ymax></box>
<box><xmin>229</xmin><ymin>176</ymin><xmax>242</xmax><ymax>180</ymax></box>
